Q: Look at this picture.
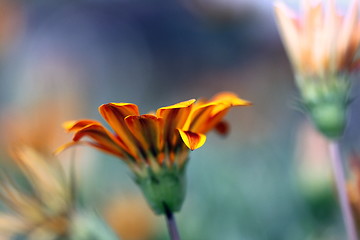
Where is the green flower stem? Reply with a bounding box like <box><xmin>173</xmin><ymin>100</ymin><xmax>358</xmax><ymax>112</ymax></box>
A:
<box><xmin>164</xmin><ymin>204</ymin><xmax>181</xmax><ymax>240</ymax></box>
<box><xmin>329</xmin><ymin>141</ymin><xmax>358</xmax><ymax>240</ymax></box>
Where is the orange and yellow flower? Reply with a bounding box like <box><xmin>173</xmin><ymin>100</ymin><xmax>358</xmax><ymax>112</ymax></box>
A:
<box><xmin>58</xmin><ymin>92</ymin><xmax>251</xmax><ymax>177</ymax></box>
<box><xmin>58</xmin><ymin>92</ymin><xmax>251</xmax><ymax>214</ymax></box>
<box><xmin>274</xmin><ymin>0</ymin><xmax>360</xmax><ymax>77</ymax></box>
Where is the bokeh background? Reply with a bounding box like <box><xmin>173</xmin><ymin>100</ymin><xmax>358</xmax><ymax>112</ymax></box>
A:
<box><xmin>1</xmin><ymin>0</ymin><xmax>360</xmax><ymax>239</ymax></box>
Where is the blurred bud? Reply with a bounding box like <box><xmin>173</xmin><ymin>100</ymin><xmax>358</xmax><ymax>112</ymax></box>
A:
<box><xmin>0</xmin><ymin>146</ymin><xmax>71</xmax><ymax>238</ymax></box>
<box><xmin>0</xmin><ymin>146</ymin><xmax>120</xmax><ymax>240</ymax></box>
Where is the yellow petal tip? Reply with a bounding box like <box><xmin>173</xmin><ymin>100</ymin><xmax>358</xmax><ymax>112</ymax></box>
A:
<box><xmin>178</xmin><ymin>129</ymin><xmax>206</xmax><ymax>150</ymax></box>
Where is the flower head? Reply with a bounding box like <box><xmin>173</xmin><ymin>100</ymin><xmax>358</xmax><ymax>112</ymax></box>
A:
<box><xmin>58</xmin><ymin>92</ymin><xmax>251</xmax><ymax>214</ymax></box>
<box><xmin>274</xmin><ymin>0</ymin><xmax>360</xmax><ymax>77</ymax></box>
<box><xmin>0</xmin><ymin>146</ymin><xmax>71</xmax><ymax>239</ymax></box>
<box><xmin>59</xmin><ymin>92</ymin><xmax>250</xmax><ymax>176</ymax></box>
<box><xmin>274</xmin><ymin>0</ymin><xmax>360</xmax><ymax>139</ymax></box>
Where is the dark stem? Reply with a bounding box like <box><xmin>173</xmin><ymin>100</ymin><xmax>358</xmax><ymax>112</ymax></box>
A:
<box><xmin>164</xmin><ymin>204</ymin><xmax>181</xmax><ymax>240</ymax></box>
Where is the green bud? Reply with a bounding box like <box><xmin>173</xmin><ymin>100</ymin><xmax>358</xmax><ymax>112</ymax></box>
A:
<box><xmin>135</xmin><ymin>167</ymin><xmax>186</xmax><ymax>215</ymax></box>
<box><xmin>296</xmin><ymin>74</ymin><xmax>350</xmax><ymax>139</ymax></box>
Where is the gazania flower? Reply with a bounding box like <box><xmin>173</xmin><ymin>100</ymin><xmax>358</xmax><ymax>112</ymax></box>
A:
<box><xmin>274</xmin><ymin>0</ymin><xmax>360</xmax><ymax>77</ymax></box>
<box><xmin>274</xmin><ymin>0</ymin><xmax>360</xmax><ymax>139</ymax></box>
<box><xmin>0</xmin><ymin>146</ymin><xmax>118</xmax><ymax>240</ymax></box>
<box><xmin>275</xmin><ymin>2</ymin><xmax>360</xmax><ymax>239</ymax></box>
<box><xmin>58</xmin><ymin>92</ymin><xmax>251</xmax><ymax>215</ymax></box>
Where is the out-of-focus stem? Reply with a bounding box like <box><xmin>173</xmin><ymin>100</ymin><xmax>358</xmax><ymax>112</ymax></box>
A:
<box><xmin>329</xmin><ymin>141</ymin><xmax>358</xmax><ymax>240</ymax></box>
<box><xmin>164</xmin><ymin>204</ymin><xmax>181</xmax><ymax>240</ymax></box>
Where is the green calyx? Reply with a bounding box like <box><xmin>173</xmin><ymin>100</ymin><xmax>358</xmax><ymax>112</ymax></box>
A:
<box><xmin>296</xmin><ymin>74</ymin><xmax>351</xmax><ymax>139</ymax></box>
<box><xmin>135</xmin><ymin>165</ymin><xmax>186</xmax><ymax>215</ymax></box>
<box><xmin>308</xmin><ymin>102</ymin><xmax>346</xmax><ymax>139</ymax></box>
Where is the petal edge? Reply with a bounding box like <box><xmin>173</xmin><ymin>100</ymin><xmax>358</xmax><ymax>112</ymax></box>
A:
<box><xmin>178</xmin><ymin>129</ymin><xmax>206</xmax><ymax>151</ymax></box>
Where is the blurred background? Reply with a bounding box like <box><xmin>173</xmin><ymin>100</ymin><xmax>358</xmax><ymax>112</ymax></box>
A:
<box><xmin>1</xmin><ymin>0</ymin><xmax>360</xmax><ymax>239</ymax></box>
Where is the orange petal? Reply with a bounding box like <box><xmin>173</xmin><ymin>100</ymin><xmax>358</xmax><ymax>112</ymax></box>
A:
<box><xmin>63</xmin><ymin>119</ymin><xmax>99</xmax><ymax>132</ymax></box>
<box><xmin>274</xmin><ymin>1</ymin><xmax>301</xmax><ymax>70</ymax></box>
<box><xmin>124</xmin><ymin>114</ymin><xmax>163</xmax><ymax>157</ymax></box>
<box><xmin>71</xmin><ymin>123</ymin><xmax>127</xmax><ymax>158</ymax></box>
<box><xmin>54</xmin><ymin>141</ymin><xmax>81</xmax><ymax>155</ymax></box>
<box><xmin>337</xmin><ymin>0</ymin><xmax>360</xmax><ymax>68</ymax></box>
<box><xmin>210</xmin><ymin>92</ymin><xmax>252</xmax><ymax>106</ymax></box>
<box><xmin>85</xmin><ymin>142</ymin><xmax>127</xmax><ymax>158</ymax></box>
<box><xmin>156</xmin><ymin>99</ymin><xmax>195</xmax><ymax>147</ymax></box>
<box><xmin>185</xmin><ymin>103</ymin><xmax>218</xmax><ymax>133</ymax></box>
<box><xmin>187</xmin><ymin>92</ymin><xmax>251</xmax><ymax>134</ymax></box>
<box><xmin>178</xmin><ymin>129</ymin><xmax>206</xmax><ymax>151</ymax></box>
<box><xmin>99</xmin><ymin>103</ymin><xmax>140</xmax><ymax>157</ymax></box>
<box><xmin>55</xmin><ymin>141</ymin><xmax>125</xmax><ymax>158</ymax></box>
<box><xmin>156</xmin><ymin>99</ymin><xmax>196</xmax><ymax>114</ymax></box>
<box><xmin>323</xmin><ymin>0</ymin><xmax>339</xmax><ymax>71</ymax></box>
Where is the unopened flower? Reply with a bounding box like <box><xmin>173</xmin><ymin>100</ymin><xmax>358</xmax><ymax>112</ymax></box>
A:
<box><xmin>274</xmin><ymin>0</ymin><xmax>360</xmax><ymax>138</ymax></box>
<box><xmin>58</xmin><ymin>92</ymin><xmax>251</xmax><ymax>214</ymax></box>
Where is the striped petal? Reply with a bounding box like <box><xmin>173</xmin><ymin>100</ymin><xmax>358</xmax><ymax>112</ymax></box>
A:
<box><xmin>124</xmin><ymin>114</ymin><xmax>163</xmax><ymax>158</ymax></box>
<box><xmin>178</xmin><ymin>130</ymin><xmax>206</xmax><ymax>151</ymax></box>
<box><xmin>156</xmin><ymin>99</ymin><xmax>195</xmax><ymax>146</ymax></box>
<box><xmin>71</xmin><ymin>123</ymin><xmax>126</xmax><ymax>158</ymax></box>
<box><xmin>63</xmin><ymin>120</ymin><xmax>98</xmax><ymax>132</ymax></box>
<box><xmin>186</xmin><ymin>93</ymin><xmax>251</xmax><ymax>134</ymax></box>
<box><xmin>185</xmin><ymin>103</ymin><xmax>218</xmax><ymax>133</ymax></box>
<box><xmin>99</xmin><ymin>103</ymin><xmax>140</xmax><ymax>157</ymax></box>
